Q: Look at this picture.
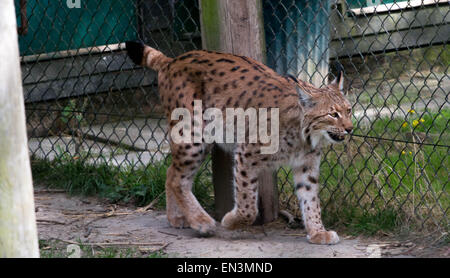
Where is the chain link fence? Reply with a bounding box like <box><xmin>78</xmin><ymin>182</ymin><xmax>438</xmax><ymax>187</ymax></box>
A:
<box><xmin>21</xmin><ymin>0</ymin><xmax>448</xmax><ymax>232</ymax></box>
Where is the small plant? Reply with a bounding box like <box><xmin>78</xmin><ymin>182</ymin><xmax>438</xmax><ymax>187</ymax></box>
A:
<box><xmin>60</xmin><ymin>99</ymin><xmax>86</xmax><ymax>126</ymax></box>
<box><xmin>401</xmin><ymin>109</ymin><xmax>425</xmax><ymax>130</ymax></box>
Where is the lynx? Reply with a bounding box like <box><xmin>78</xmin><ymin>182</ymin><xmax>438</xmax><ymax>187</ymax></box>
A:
<box><xmin>126</xmin><ymin>41</ymin><xmax>353</xmax><ymax>245</ymax></box>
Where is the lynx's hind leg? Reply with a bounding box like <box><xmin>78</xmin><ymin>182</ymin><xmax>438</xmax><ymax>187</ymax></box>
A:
<box><xmin>165</xmin><ymin>175</ymin><xmax>189</xmax><ymax>229</ymax></box>
<box><xmin>165</xmin><ymin>142</ymin><xmax>216</xmax><ymax>236</ymax></box>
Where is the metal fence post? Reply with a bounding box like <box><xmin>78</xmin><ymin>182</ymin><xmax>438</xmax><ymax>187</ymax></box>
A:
<box><xmin>264</xmin><ymin>0</ymin><xmax>331</xmax><ymax>86</ymax></box>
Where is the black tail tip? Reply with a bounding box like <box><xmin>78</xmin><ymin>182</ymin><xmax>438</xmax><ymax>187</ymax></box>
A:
<box><xmin>125</xmin><ymin>41</ymin><xmax>145</xmax><ymax>65</ymax></box>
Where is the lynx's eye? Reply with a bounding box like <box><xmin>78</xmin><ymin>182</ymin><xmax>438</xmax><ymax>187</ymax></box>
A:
<box><xmin>329</xmin><ymin>112</ymin><xmax>339</xmax><ymax>119</ymax></box>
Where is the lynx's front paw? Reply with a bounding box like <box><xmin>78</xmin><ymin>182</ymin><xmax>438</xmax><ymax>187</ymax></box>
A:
<box><xmin>307</xmin><ymin>230</ymin><xmax>340</xmax><ymax>245</ymax></box>
<box><xmin>167</xmin><ymin>214</ymin><xmax>190</xmax><ymax>229</ymax></box>
<box><xmin>189</xmin><ymin>213</ymin><xmax>217</xmax><ymax>237</ymax></box>
<box><xmin>221</xmin><ymin>210</ymin><xmax>240</xmax><ymax>230</ymax></box>
<box><xmin>221</xmin><ymin>209</ymin><xmax>257</xmax><ymax>230</ymax></box>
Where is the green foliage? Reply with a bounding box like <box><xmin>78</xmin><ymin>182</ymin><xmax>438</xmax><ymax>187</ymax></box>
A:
<box><xmin>366</xmin><ymin>108</ymin><xmax>450</xmax><ymax>144</ymax></box>
<box><xmin>31</xmin><ymin>153</ymin><xmax>213</xmax><ymax>209</ymax></box>
<box><xmin>422</xmin><ymin>44</ymin><xmax>450</xmax><ymax>71</ymax></box>
<box><xmin>323</xmin><ymin>207</ymin><xmax>400</xmax><ymax>236</ymax></box>
<box><xmin>320</xmin><ymin>109</ymin><xmax>449</xmax><ymax>233</ymax></box>
<box><xmin>39</xmin><ymin>239</ymin><xmax>166</xmax><ymax>258</ymax></box>
<box><xmin>60</xmin><ymin>99</ymin><xmax>86</xmax><ymax>125</ymax></box>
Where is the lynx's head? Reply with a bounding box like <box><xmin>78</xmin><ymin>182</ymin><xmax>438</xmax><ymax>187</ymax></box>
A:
<box><xmin>297</xmin><ymin>69</ymin><xmax>353</xmax><ymax>147</ymax></box>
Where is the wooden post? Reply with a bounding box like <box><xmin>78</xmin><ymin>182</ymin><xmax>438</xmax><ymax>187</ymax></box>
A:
<box><xmin>200</xmin><ymin>0</ymin><xmax>278</xmax><ymax>223</ymax></box>
<box><xmin>0</xmin><ymin>0</ymin><xmax>39</xmax><ymax>258</ymax></box>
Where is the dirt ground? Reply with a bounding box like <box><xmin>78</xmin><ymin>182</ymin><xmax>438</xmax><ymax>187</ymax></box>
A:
<box><xmin>34</xmin><ymin>186</ymin><xmax>448</xmax><ymax>258</ymax></box>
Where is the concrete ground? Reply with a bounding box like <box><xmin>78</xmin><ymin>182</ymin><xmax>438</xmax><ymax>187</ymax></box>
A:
<box><xmin>35</xmin><ymin>186</ymin><xmax>448</xmax><ymax>258</ymax></box>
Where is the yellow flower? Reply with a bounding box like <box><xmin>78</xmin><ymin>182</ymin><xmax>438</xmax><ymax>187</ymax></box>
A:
<box><xmin>412</xmin><ymin>120</ymin><xmax>419</xmax><ymax>127</ymax></box>
<box><xmin>402</xmin><ymin>122</ymin><xmax>408</xmax><ymax>128</ymax></box>
<box><xmin>420</xmin><ymin>118</ymin><xmax>425</xmax><ymax>123</ymax></box>
<box><xmin>409</xmin><ymin>151</ymin><xmax>412</xmax><ymax>155</ymax></box>
<box><xmin>401</xmin><ymin>151</ymin><xmax>406</xmax><ymax>155</ymax></box>
<box><xmin>408</xmin><ymin>109</ymin><xmax>416</xmax><ymax>114</ymax></box>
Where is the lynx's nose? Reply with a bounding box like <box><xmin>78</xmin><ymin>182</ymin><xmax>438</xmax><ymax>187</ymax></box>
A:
<box><xmin>345</xmin><ymin>127</ymin><xmax>353</xmax><ymax>134</ymax></box>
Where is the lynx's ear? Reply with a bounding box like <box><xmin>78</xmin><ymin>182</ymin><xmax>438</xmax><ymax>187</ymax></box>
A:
<box><xmin>330</xmin><ymin>63</ymin><xmax>345</xmax><ymax>94</ymax></box>
<box><xmin>297</xmin><ymin>86</ymin><xmax>312</xmax><ymax>106</ymax></box>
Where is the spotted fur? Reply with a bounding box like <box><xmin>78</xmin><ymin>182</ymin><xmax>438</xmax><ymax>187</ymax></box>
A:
<box><xmin>126</xmin><ymin>41</ymin><xmax>353</xmax><ymax>244</ymax></box>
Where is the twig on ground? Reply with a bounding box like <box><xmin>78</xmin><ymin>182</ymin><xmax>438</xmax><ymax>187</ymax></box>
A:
<box><xmin>139</xmin><ymin>242</ymin><xmax>171</xmax><ymax>253</ymax></box>
<box><xmin>62</xmin><ymin>209</ymin><xmax>109</xmax><ymax>215</ymax></box>
<box><xmin>34</xmin><ymin>189</ymin><xmax>67</xmax><ymax>194</ymax></box>
<box><xmin>279</xmin><ymin>210</ymin><xmax>295</xmax><ymax>224</ymax></box>
<box><xmin>103</xmin><ymin>233</ymin><xmax>131</xmax><ymax>237</ymax></box>
<box><xmin>136</xmin><ymin>192</ymin><xmax>164</xmax><ymax>212</ymax></box>
<box><xmin>56</xmin><ymin>238</ymin><xmax>167</xmax><ymax>247</ymax></box>
<box><xmin>37</xmin><ymin>219</ymin><xmax>66</xmax><ymax>225</ymax></box>
<box><xmin>279</xmin><ymin>210</ymin><xmax>304</xmax><ymax>229</ymax></box>
<box><xmin>82</xmin><ymin>209</ymin><xmax>135</xmax><ymax>226</ymax></box>
<box><xmin>281</xmin><ymin>233</ymin><xmax>306</xmax><ymax>237</ymax></box>
<box><xmin>34</xmin><ymin>196</ymin><xmax>52</xmax><ymax>201</ymax></box>
<box><xmin>430</xmin><ymin>232</ymin><xmax>448</xmax><ymax>246</ymax></box>
<box><xmin>158</xmin><ymin>230</ymin><xmax>180</xmax><ymax>237</ymax></box>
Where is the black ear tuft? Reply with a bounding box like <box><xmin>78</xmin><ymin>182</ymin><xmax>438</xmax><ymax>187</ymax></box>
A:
<box><xmin>125</xmin><ymin>41</ymin><xmax>145</xmax><ymax>65</ymax></box>
<box><xmin>334</xmin><ymin>62</ymin><xmax>344</xmax><ymax>84</ymax></box>
<box><xmin>330</xmin><ymin>62</ymin><xmax>345</xmax><ymax>93</ymax></box>
<box><xmin>285</xmin><ymin>74</ymin><xmax>299</xmax><ymax>83</ymax></box>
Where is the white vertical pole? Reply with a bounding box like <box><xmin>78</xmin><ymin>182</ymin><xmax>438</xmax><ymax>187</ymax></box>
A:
<box><xmin>0</xmin><ymin>0</ymin><xmax>39</xmax><ymax>258</ymax></box>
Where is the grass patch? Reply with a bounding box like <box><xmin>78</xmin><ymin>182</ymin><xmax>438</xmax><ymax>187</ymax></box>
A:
<box><xmin>31</xmin><ymin>153</ymin><xmax>214</xmax><ymax>211</ymax></box>
<box><xmin>323</xmin><ymin>207</ymin><xmax>401</xmax><ymax>236</ymax></box>
<box><xmin>365</xmin><ymin>108</ymin><xmax>450</xmax><ymax>147</ymax></box>
<box><xmin>39</xmin><ymin>239</ymin><xmax>167</xmax><ymax>258</ymax></box>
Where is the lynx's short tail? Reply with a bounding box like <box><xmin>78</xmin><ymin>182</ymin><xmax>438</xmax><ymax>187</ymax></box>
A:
<box><xmin>125</xmin><ymin>41</ymin><xmax>172</xmax><ymax>71</ymax></box>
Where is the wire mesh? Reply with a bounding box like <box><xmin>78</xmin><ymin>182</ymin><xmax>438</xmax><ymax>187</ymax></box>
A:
<box><xmin>21</xmin><ymin>0</ymin><xmax>448</xmax><ymax>231</ymax></box>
